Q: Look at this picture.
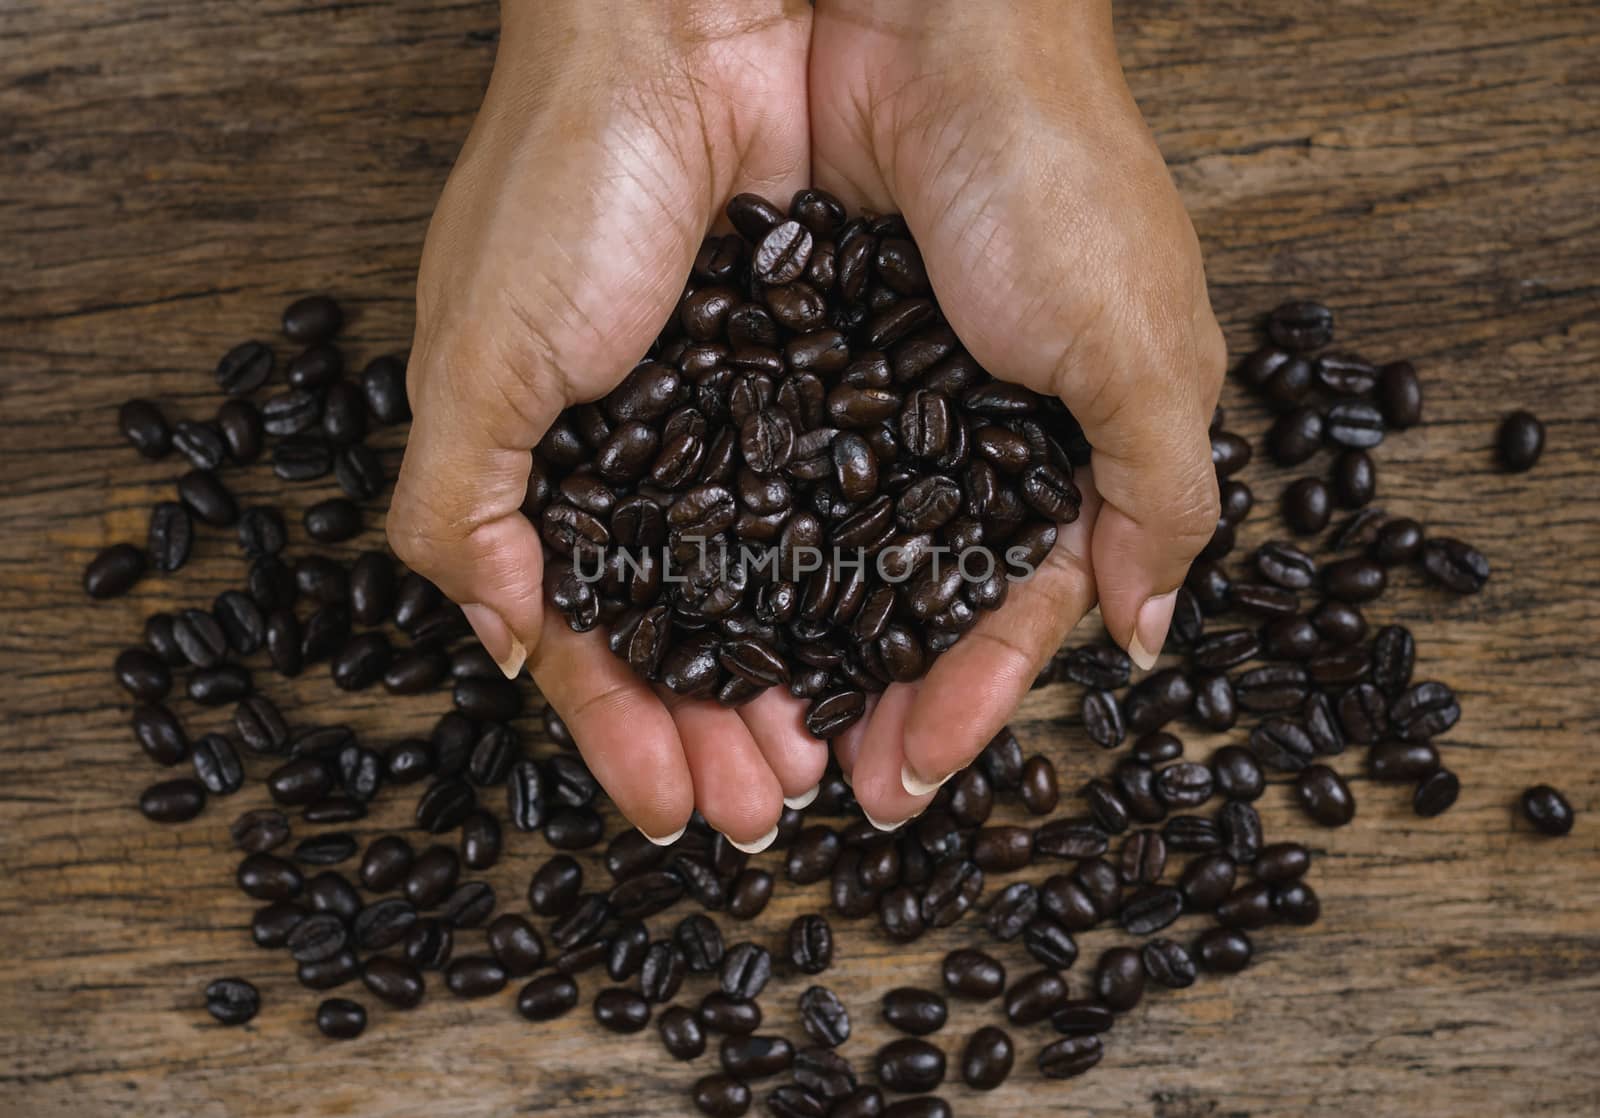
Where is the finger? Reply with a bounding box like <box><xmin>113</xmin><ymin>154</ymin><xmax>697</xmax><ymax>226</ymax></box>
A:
<box><xmin>529</xmin><ymin>619</ymin><xmax>694</xmax><ymax>844</ymax></box>
<box><xmin>843</xmin><ymin>683</ymin><xmax>926</xmax><ymax>830</ymax></box>
<box><xmin>1079</xmin><ymin>307</ymin><xmax>1225</xmax><ymax>666</ymax></box>
<box><xmin>832</xmin><ymin>693</ymin><xmax>878</xmax><ymax>784</ymax></box>
<box><xmin>900</xmin><ymin>470</ymin><xmax>1102</xmax><ymax>792</ymax></box>
<box><xmin>737</xmin><ymin>689</ymin><xmax>829</xmax><ymax>808</ymax></box>
<box><xmin>386</xmin><ymin>322</ymin><xmax>564</xmax><ymax>678</ymax></box>
<box><xmin>664</xmin><ymin>693</ymin><xmax>785</xmax><ymax>852</ymax></box>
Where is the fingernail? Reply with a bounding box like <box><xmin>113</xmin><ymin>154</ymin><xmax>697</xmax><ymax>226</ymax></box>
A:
<box><xmin>900</xmin><ymin>762</ymin><xmax>953</xmax><ymax>798</ymax></box>
<box><xmin>784</xmin><ymin>784</ymin><xmax>820</xmax><ymax>810</ymax></box>
<box><xmin>1127</xmin><ymin>590</ymin><xmax>1177</xmax><ymax>671</ymax></box>
<box><xmin>462</xmin><ymin>603</ymin><xmax>526</xmax><ymax>679</ymax></box>
<box><xmin>643</xmin><ymin>824</ymin><xmax>687</xmax><ymax>847</ymax></box>
<box><xmin>838</xmin><ymin>769</ymin><xmax>852</xmax><ymax>788</ymax></box>
<box><xmin>860</xmin><ymin>807</ymin><xmax>904</xmax><ymax>832</ymax></box>
<box><xmin>727</xmin><ymin>825</ymin><xmax>779</xmax><ymax>854</ymax></box>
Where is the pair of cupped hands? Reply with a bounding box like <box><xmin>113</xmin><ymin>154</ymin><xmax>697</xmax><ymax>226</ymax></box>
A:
<box><xmin>387</xmin><ymin>0</ymin><xmax>1226</xmax><ymax>850</ymax></box>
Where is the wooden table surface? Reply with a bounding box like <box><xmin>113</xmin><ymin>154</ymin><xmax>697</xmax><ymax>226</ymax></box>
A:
<box><xmin>2</xmin><ymin>1</ymin><xmax>1598</xmax><ymax>1115</ymax></box>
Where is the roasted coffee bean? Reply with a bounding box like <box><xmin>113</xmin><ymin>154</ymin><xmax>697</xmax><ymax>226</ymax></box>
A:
<box><xmin>983</xmin><ymin>881</ymin><xmax>1037</xmax><ymax>942</ymax></box>
<box><xmin>1178</xmin><ymin>853</ymin><xmax>1237</xmax><ymax>910</ymax></box>
<box><xmin>415</xmin><ymin>777</ymin><xmax>476</xmax><ymax>833</ymax></box>
<box><xmin>204</xmin><ymin>977</ymin><xmax>260</xmax><ymax>1026</ymax></box>
<box><xmin>216</xmin><ymin>341</ymin><xmax>277</xmax><ymax>398</ymax></box>
<box><xmin>1120</xmin><ymin>886</ymin><xmax>1183</xmax><ymax>936</ymax></box>
<box><xmin>1142</xmin><ymin>937</ymin><xmax>1198</xmax><ymax>989</ymax></box>
<box><xmin>786</xmin><ymin>914</ymin><xmax>833</xmax><ymax>976</ymax></box>
<box><xmin>934</xmin><ymin>948</ymin><xmax>1001</xmax><ymax>1000</ymax></box>
<box><xmin>1003</xmin><ymin>969</ymin><xmax>1069</xmax><ymax>1026</ymax></box>
<box><xmin>1156</xmin><ymin>762</ymin><xmax>1213</xmax><ymax>809</ymax></box>
<box><xmin>119</xmin><ymin>399</ymin><xmax>172</xmax><ymax>459</ymax></box>
<box><xmin>720</xmin><ymin>1034</ymin><xmax>796</xmax><ymax>1081</ymax></box>
<box><xmin>1061</xmin><ymin>644</ymin><xmax>1132</xmax><ymax>689</ymax></box>
<box><xmin>1236</xmin><ymin>665</ymin><xmax>1311</xmax><ymax>714</ymax></box>
<box><xmin>1112</xmin><ymin>762</ymin><xmax>1165</xmax><ymax>825</ymax></box>
<box><xmin>1256</xmin><ymin>541</ymin><xmax>1317</xmax><ymax>590</ymax></box>
<box><xmin>1421</xmin><ymin>537</ymin><xmax>1491</xmax><ymax>594</ymax></box>
<box><xmin>287</xmin><ymin>910</ymin><xmax>350</xmax><ymax>965</ymax></box>
<box><xmin>1248</xmin><ymin>717</ymin><xmax>1314</xmax><ymax>772</ymax></box>
<box><xmin>1413</xmin><ymin>768</ymin><xmax>1461</xmax><ymax>817</ymax></box>
<box><xmin>213</xmin><ymin>591</ymin><xmax>265</xmax><ymax>656</ymax></box>
<box><xmin>1325</xmin><ymin>400</ymin><xmax>1385</xmax><ymax>448</ymax></box>
<box><xmin>315</xmin><ymin>997</ymin><xmax>366</xmax><ymax>1040</ymax></box>
<box><xmin>440</xmin><ymin>880</ymin><xmax>495</xmax><ymax>928</ymax></box>
<box><xmin>145</xmin><ymin>501</ymin><xmax>194</xmax><ymax>574</ymax></box>
<box><xmin>1389</xmin><ymin>680</ymin><xmax>1461</xmax><ymax>740</ymax></box>
<box><xmin>690</xmin><ymin>1075</ymin><xmax>751</xmax><ymax>1118</ymax></box>
<box><xmin>1211</xmin><ymin>430</ymin><xmax>1252</xmax><ymax>475</ymax></box>
<box><xmin>1310</xmin><ymin>600</ymin><xmax>1367</xmax><ymax>647</ymax></box>
<box><xmin>172</xmin><ymin>419</ymin><xmax>228</xmax><ymax>471</ymax></box>
<box><xmin>655</xmin><ymin>1005</ymin><xmax>708</xmax><ymax>1062</ymax></box>
<box><xmin>1211</xmin><ymin>744</ymin><xmax>1265</xmax><ymax>802</ymax></box>
<box><xmin>140</xmin><ymin>778</ymin><xmax>206</xmax><ymax>822</ymax></box>
<box><xmin>186</xmin><ymin>733</ymin><xmax>242</xmax><ymax>796</ymax></box>
<box><xmin>237</xmin><ymin>851</ymin><xmax>302</xmax><ymax>901</ymax></box>
<box><xmin>187</xmin><ymin>664</ymin><xmax>252</xmax><ymax>706</ymax></box>
<box><xmin>1266</xmin><ymin>406</ymin><xmax>1325</xmax><ymax>467</ymax></box>
<box><xmin>281</xmin><ymin>294</ymin><xmax>343</xmax><ymax>344</ymax></box>
<box><xmin>1498</xmin><ymin>410</ymin><xmax>1545</xmax><ymax>472</ymax></box>
<box><xmin>1191</xmin><ymin>673</ymin><xmax>1238</xmax><ymax>731</ymax></box>
<box><xmin>1232</xmin><ymin>582</ymin><xmax>1301</xmax><ymax>619</ymax></box>
<box><xmin>875</xmin><ymin>1038</ymin><xmax>945</xmax><ymax>1094</ymax></box>
<box><xmin>1283</xmin><ymin>477</ymin><xmax>1332</xmax><ymax>535</ymax></box>
<box><xmin>1194</xmin><ymin>927</ymin><xmax>1253</xmax><ymax>973</ymax></box>
<box><xmin>334</xmin><ymin>443</ymin><xmax>385</xmax><ymax>501</ymax></box>
<box><xmin>1193</xmin><ymin>628</ymin><xmax>1260</xmax><ymax>671</ymax></box>
<box><xmin>1118</xmin><ymin>830</ymin><xmax>1167</xmax><ymax>886</ymax></box>
<box><xmin>527</xmin><ymin>855</ymin><xmax>583</xmax><ymax>919</ymax></box>
<box><xmin>1032</xmin><ymin>818</ymin><xmax>1107</xmax><ymax>861</ymax></box>
<box><xmin>362</xmin><ymin>353</ymin><xmax>410</xmax><ymax>424</ymax></box>
<box><xmin>1080</xmin><ymin>689</ymin><xmax>1125</xmax><ymax>749</ymax></box>
<box><xmin>1371</xmin><ymin>624</ymin><xmax>1416</xmax><ymax>697</ymax></box>
<box><xmin>1082</xmin><ymin>778</ymin><xmax>1130</xmax><ymax>835</ymax></box>
<box><xmin>1336</xmin><ymin>682</ymin><xmax>1388</xmax><ymax>744</ymax></box>
<box><xmin>1220</xmin><ymin>800</ymin><xmax>1264</xmax><ymax>864</ymax></box>
<box><xmin>1262</xmin><ymin>615</ymin><xmax>1319</xmax><ymax>661</ymax></box>
<box><xmin>593</xmin><ymin>987</ymin><xmax>653</xmax><ymax>1034</ymax></box>
<box><xmin>352</xmin><ymin>897</ymin><xmax>417</xmax><ymax>952</ymax></box>
<box><xmin>1273</xmin><ymin>881</ymin><xmax>1322</xmax><ymax>926</ymax></box>
<box><xmin>272</xmin><ymin>435</ymin><xmax>333</xmax><ymax>481</ymax></box>
<box><xmin>1521</xmin><ymin>785</ymin><xmax>1575</xmax><ymax>836</ymax></box>
<box><xmin>1050</xmin><ymin>1001</ymin><xmax>1114</xmax><ymax>1038</ymax></box>
<box><xmin>720</xmin><ymin>941</ymin><xmax>772</xmax><ymax>1000</ymax></box>
<box><xmin>114</xmin><ymin>647</ymin><xmax>171</xmax><ymax>702</ymax></box>
<box><xmin>517</xmin><ymin>973</ymin><xmax>579</xmax><ymax>1021</ymax></box>
<box><xmin>545</xmin><ymin>806</ymin><xmax>604</xmax><ymax>849</ymax></box>
<box><xmin>445</xmin><ymin>955</ymin><xmax>508</xmax><ymax>999</ymax></box>
<box><xmin>362</xmin><ymin>956</ymin><xmax>425</xmax><ymax>1009</ymax></box>
<box><xmin>84</xmin><ymin>543</ymin><xmax>145</xmax><ymax>599</ymax></box>
<box><xmin>1266</xmin><ymin>299</ymin><xmax>1333</xmax><ymax>351</ymax></box>
<box><xmin>1332</xmin><ymin>448</ymin><xmax>1377</xmax><ymax>509</ymax></box>
<box><xmin>1021</xmin><ymin>917</ymin><xmax>1078</xmax><ymax>970</ymax></box>
<box><xmin>1216</xmin><ymin>882</ymin><xmax>1276</xmax><ymax>930</ymax></box>
<box><xmin>1254</xmin><ymin>843</ymin><xmax>1311</xmax><ymax>883</ymax></box>
<box><xmin>251</xmin><ymin>902</ymin><xmax>305</xmax><ymax>948</ymax></box>
<box><xmin>1323</xmin><ymin>557</ymin><xmax>1387</xmax><ymax>603</ymax></box>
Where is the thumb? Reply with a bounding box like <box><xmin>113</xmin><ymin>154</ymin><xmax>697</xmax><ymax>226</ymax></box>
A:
<box><xmin>1072</xmin><ymin>299</ymin><xmax>1226</xmax><ymax>668</ymax></box>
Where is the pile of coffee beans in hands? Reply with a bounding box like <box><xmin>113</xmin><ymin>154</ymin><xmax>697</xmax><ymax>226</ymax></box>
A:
<box><xmin>532</xmin><ymin>191</ymin><xmax>1089</xmax><ymax>739</ymax></box>
<box><xmin>85</xmin><ymin>195</ymin><xmax>1577</xmax><ymax>1112</ymax></box>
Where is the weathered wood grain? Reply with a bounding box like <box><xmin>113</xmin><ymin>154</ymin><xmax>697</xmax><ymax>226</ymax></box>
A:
<box><xmin>1</xmin><ymin>1</ymin><xmax>1598</xmax><ymax>1116</ymax></box>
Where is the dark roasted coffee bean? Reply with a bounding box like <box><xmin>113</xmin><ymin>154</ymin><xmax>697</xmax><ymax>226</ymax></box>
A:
<box><xmin>1034</xmin><ymin>818</ymin><xmax>1108</xmax><ymax>861</ymax></box>
<box><xmin>1179</xmin><ymin>853</ymin><xmax>1236</xmax><ymax>910</ymax></box>
<box><xmin>303</xmin><ymin>497</ymin><xmax>361</xmax><ymax>543</ymax></box>
<box><xmin>357</xmin><ymin>835</ymin><xmax>413</xmax><ymax>893</ymax></box>
<box><xmin>415</xmin><ymin>777</ymin><xmax>475</xmax><ymax>833</ymax></box>
<box><xmin>1061</xmin><ymin>644</ymin><xmax>1132</xmax><ymax>690</ymax></box>
<box><xmin>285</xmin><ymin>343</ymin><xmax>343</xmax><ymax>390</ymax></box>
<box><xmin>1262</xmin><ymin>615</ymin><xmax>1320</xmax><ymax>661</ymax></box>
<box><xmin>316</xmin><ymin>997</ymin><xmax>366</xmax><ymax>1040</ymax></box>
<box><xmin>1142</xmin><ymin>938</ymin><xmax>1198</xmax><ymax>989</ymax></box>
<box><xmin>362</xmin><ymin>956</ymin><xmax>425</xmax><ymax>1009</ymax></box>
<box><xmin>1037</xmin><ymin>873</ymin><xmax>1099</xmax><ymax>932</ymax></box>
<box><xmin>282</xmin><ymin>294</ymin><xmax>342</xmax><ymax>343</ymax></box>
<box><xmin>1231</xmin><ymin>582</ymin><xmax>1301</xmax><ymax>619</ymax></box>
<box><xmin>1210</xmin><ymin>430</ymin><xmax>1252</xmax><ymax>475</ymax></box>
<box><xmin>454</xmin><ymin>676</ymin><xmax>523</xmax><ymax>722</ymax></box>
<box><xmin>232</xmin><ymin>809</ymin><xmax>290</xmax><ymax>855</ymax></box>
<box><xmin>170</xmin><ymin>419</ymin><xmax>229</xmax><ymax>474</ymax></box>
<box><xmin>985</xmin><ymin>881</ymin><xmax>1039</xmax><ymax>942</ymax></box>
<box><xmin>1256</xmin><ymin>541</ymin><xmax>1317</xmax><ymax>589</ymax></box>
<box><xmin>1421</xmin><ymin>537</ymin><xmax>1490</xmax><ymax>593</ymax></box>
<box><xmin>1255</xmin><ymin>843</ymin><xmax>1311</xmax><ymax>883</ymax></box>
<box><xmin>1371</xmin><ymin>625</ymin><xmax>1416</xmax><ymax>698</ymax></box>
<box><xmin>1156</xmin><ymin>762</ymin><xmax>1213</xmax><ymax>809</ymax></box>
<box><xmin>720</xmin><ymin>1034</ymin><xmax>796</xmax><ymax>1081</ymax></box>
<box><xmin>1389</xmin><ymin>680</ymin><xmax>1461</xmax><ymax>740</ymax></box>
<box><xmin>1521</xmin><ymin>785</ymin><xmax>1575</xmax><ymax>836</ymax></box>
<box><xmin>875</xmin><ymin>1038</ymin><xmax>945</xmax><ymax>1094</ymax></box>
<box><xmin>697</xmin><ymin>991</ymin><xmax>761</xmax><ymax>1037</ymax></box>
<box><xmin>1266</xmin><ymin>299</ymin><xmax>1333</xmax><ymax>351</ymax></box>
<box><xmin>592</xmin><ymin>987</ymin><xmax>651</xmax><ymax>1034</ymax></box>
<box><xmin>1050</xmin><ymin>1000</ymin><xmax>1114</xmax><ymax>1037</ymax></box>
<box><xmin>1022</xmin><ymin>917</ymin><xmax>1078</xmax><ymax>969</ymax></box>
<box><xmin>84</xmin><ymin>543</ymin><xmax>144</xmax><ymax>599</ymax></box>
<box><xmin>1273</xmin><ymin>881</ymin><xmax>1322</xmax><ymax>925</ymax></box>
<box><xmin>1220</xmin><ymin>800</ymin><xmax>1263</xmax><ymax>864</ymax></box>
<box><xmin>458</xmin><ymin>809</ymin><xmax>502</xmax><ymax>870</ymax></box>
<box><xmin>384</xmin><ymin>738</ymin><xmax>432</xmax><ymax>784</ymax></box>
<box><xmin>287</xmin><ymin>910</ymin><xmax>350</xmax><ymax>964</ymax></box>
<box><xmin>140</xmin><ymin>778</ymin><xmax>206</xmax><ymax>823</ymax></box>
<box><xmin>1323</xmin><ymin>556</ymin><xmax>1387</xmax><ymax>603</ymax></box>
<box><xmin>1413</xmin><ymin>768</ymin><xmax>1461</xmax><ymax>817</ymax></box>
<box><xmin>721</xmin><ymin>941</ymin><xmax>772</xmax><ymax>999</ymax></box>
<box><xmin>517</xmin><ymin>973</ymin><xmax>579</xmax><ymax>1021</ymax></box>
<box><xmin>191</xmin><ymin>734</ymin><xmax>244</xmax><ymax>796</ymax></box>
<box><xmin>1191</xmin><ymin>672</ymin><xmax>1237</xmax><ymax>731</ymax></box>
<box><xmin>353</xmin><ymin>897</ymin><xmax>417</xmax><ymax>951</ymax></box>
<box><xmin>1119</xmin><ymin>830</ymin><xmax>1167</xmax><ymax>886</ymax></box>
<box><xmin>272</xmin><ymin>435</ymin><xmax>332</xmax><ymax>481</ymax></box>
<box><xmin>1498</xmin><ymin>410</ymin><xmax>1545</xmax><ymax>472</ymax></box>
<box><xmin>1003</xmin><ymin>969</ymin><xmax>1069</xmax><ymax>1026</ymax></box>
<box><xmin>114</xmin><ymin>648</ymin><xmax>171</xmax><ymax>702</ymax></box>
<box><xmin>1332</xmin><ymin>448</ymin><xmax>1377</xmax><ymax>509</ymax></box>
<box><xmin>529</xmin><ymin>854</ymin><xmax>582</xmax><ymax>918</ymax></box>
<box><xmin>1212</xmin><ymin>744</ymin><xmax>1265</xmax><ymax>801</ymax></box>
<box><xmin>1112</xmin><ymin>761</ymin><xmax>1165</xmax><ymax>825</ymax></box>
<box><xmin>335</xmin><ymin>443</ymin><xmax>385</xmax><ymax>501</ymax></box>
<box><xmin>881</xmin><ymin>988</ymin><xmax>948</xmax><ymax>1038</ymax></box>
<box><xmin>252</xmin><ymin>901</ymin><xmax>305</xmax><ymax>948</ymax></box>
<box><xmin>1236</xmin><ymin>665</ymin><xmax>1311</xmax><ymax>713</ymax></box>
<box><xmin>1216</xmin><ymin>883</ymin><xmax>1276</xmax><ymax>929</ymax></box>
<box><xmin>119</xmin><ymin>399</ymin><xmax>172</xmax><ymax>459</ymax></box>
<box><xmin>794</xmin><ymin>985</ymin><xmax>850</xmax><ymax>1049</ymax></box>
<box><xmin>1082</xmin><ymin>778</ymin><xmax>1130</xmax><ymax>834</ymax></box>
<box><xmin>1324</xmin><ymin>399</ymin><xmax>1385</xmax><ymax>449</ymax></box>
<box><xmin>237</xmin><ymin>851</ymin><xmax>302</xmax><ymax>901</ymax></box>
<box><xmin>960</xmin><ymin>1025</ymin><xmax>1014</xmax><ymax>1091</ymax></box>
<box><xmin>362</xmin><ymin>353</ymin><xmax>410</xmax><ymax>424</ymax></box>
<box><xmin>144</xmin><ymin>501</ymin><xmax>194</xmax><ymax>574</ymax></box>
<box><xmin>445</xmin><ymin>955</ymin><xmax>508</xmax><ymax>999</ymax></box>
<box><xmin>1120</xmin><ymin>886</ymin><xmax>1183</xmax><ymax>936</ymax></box>
<box><xmin>305</xmin><ymin>947</ymin><xmax>365</xmax><ymax>989</ymax></box>
<box><xmin>942</xmin><ymin>949</ymin><xmax>1005</xmax><ymax>1000</ymax></box>
<box><xmin>187</xmin><ymin>664</ymin><xmax>252</xmax><ymax>706</ymax></box>
<box><xmin>204</xmin><ymin>977</ymin><xmax>260</xmax><ymax>1026</ymax></box>
<box><xmin>1283</xmin><ymin>477</ymin><xmax>1331</xmax><ymax>535</ymax></box>
<box><xmin>786</xmin><ymin>914</ymin><xmax>833</xmax><ymax>976</ymax></box>
<box><xmin>659</xmin><ymin>1005</ymin><xmax>708</xmax><ymax>1061</ymax></box>
<box><xmin>1194</xmin><ymin>927</ymin><xmax>1252</xmax><ymax>973</ymax></box>
<box><xmin>1249</xmin><ymin>717</ymin><xmax>1314</xmax><ymax>772</ymax></box>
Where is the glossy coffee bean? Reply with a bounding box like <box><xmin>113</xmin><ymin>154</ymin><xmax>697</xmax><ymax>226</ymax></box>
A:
<box><xmin>119</xmin><ymin>398</ymin><xmax>173</xmax><ymax>458</ymax></box>
<box><xmin>204</xmin><ymin>978</ymin><xmax>260</xmax><ymax>1026</ymax></box>
<box><xmin>1521</xmin><ymin>785</ymin><xmax>1575</xmax><ymax>836</ymax></box>
<box><xmin>1002</xmin><ymin>970</ymin><xmax>1068</xmax><ymax>1025</ymax></box>
<box><xmin>140</xmin><ymin>778</ymin><xmax>206</xmax><ymax>823</ymax></box>
<box><xmin>1498</xmin><ymin>410</ymin><xmax>1545</xmax><ymax>472</ymax></box>
<box><xmin>517</xmin><ymin>973</ymin><xmax>579</xmax><ymax>1021</ymax></box>
<box><xmin>316</xmin><ymin>998</ymin><xmax>366</xmax><ymax>1039</ymax></box>
<box><xmin>876</xmin><ymin>1038</ymin><xmax>945</xmax><ymax>1093</ymax></box>
<box><xmin>1194</xmin><ymin>927</ymin><xmax>1253</xmax><ymax>973</ymax></box>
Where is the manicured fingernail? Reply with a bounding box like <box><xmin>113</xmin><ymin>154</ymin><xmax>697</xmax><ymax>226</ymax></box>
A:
<box><xmin>860</xmin><ymin>807</ymin><xmax>904</xmax><ymax>832</ymax></box>
<box><xmin>728</xmin><ymin>825</ymin><xmax>779</xmax><ymax>854</ymax></box>
<box><xmin>900</xmin><ymin>762</ymin><xmax>952</xmax><ymax>798</ymax></box>
<box><xmin>461</xmin><ymin>603</ymin><xmax>525</xmax><ymax>679</ymax></box>
<box><xmin>643</xmin><ymin>824</ymin><xmax>687</xmax><ymax>847</ymax></box>
<box><xmin>784</xmin><ymin>785</ymin><xmax>820</xmax><ymax>810</ymax></box>
<box><xmin>1127</xmin><ymin>590</ymin><xmax>1177</xmax><ymax>671</ymax></box>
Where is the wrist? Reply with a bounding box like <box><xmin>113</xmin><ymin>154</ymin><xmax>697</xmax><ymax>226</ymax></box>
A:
<box><xmin>502</xmin><ymin>0</ymin><xmax>798</xmax><ymax>65</ymax></box>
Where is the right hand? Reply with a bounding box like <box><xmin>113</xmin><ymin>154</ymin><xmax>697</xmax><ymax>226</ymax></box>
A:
<box><xmin>387</xmin><ymin>0</ymin><xmax>825</xmax><ymax>848</ymax></box>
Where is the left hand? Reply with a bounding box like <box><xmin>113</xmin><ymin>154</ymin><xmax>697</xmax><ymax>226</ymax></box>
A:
<box><xmin>810</xmin><ymin>0</ymin><xmax>1226</xmax><ymax>827</ymax></box>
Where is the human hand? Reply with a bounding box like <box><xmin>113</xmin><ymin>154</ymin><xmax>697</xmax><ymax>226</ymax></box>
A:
<box><xmin>387</xmin><ymin>0</ymin><xmax>825</xmax><ymax>848</ymax></box>
<box><xmin>810</xmin><ymin>0</ymin><xmax>1226</xmax><ymax>825</ymax></box>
